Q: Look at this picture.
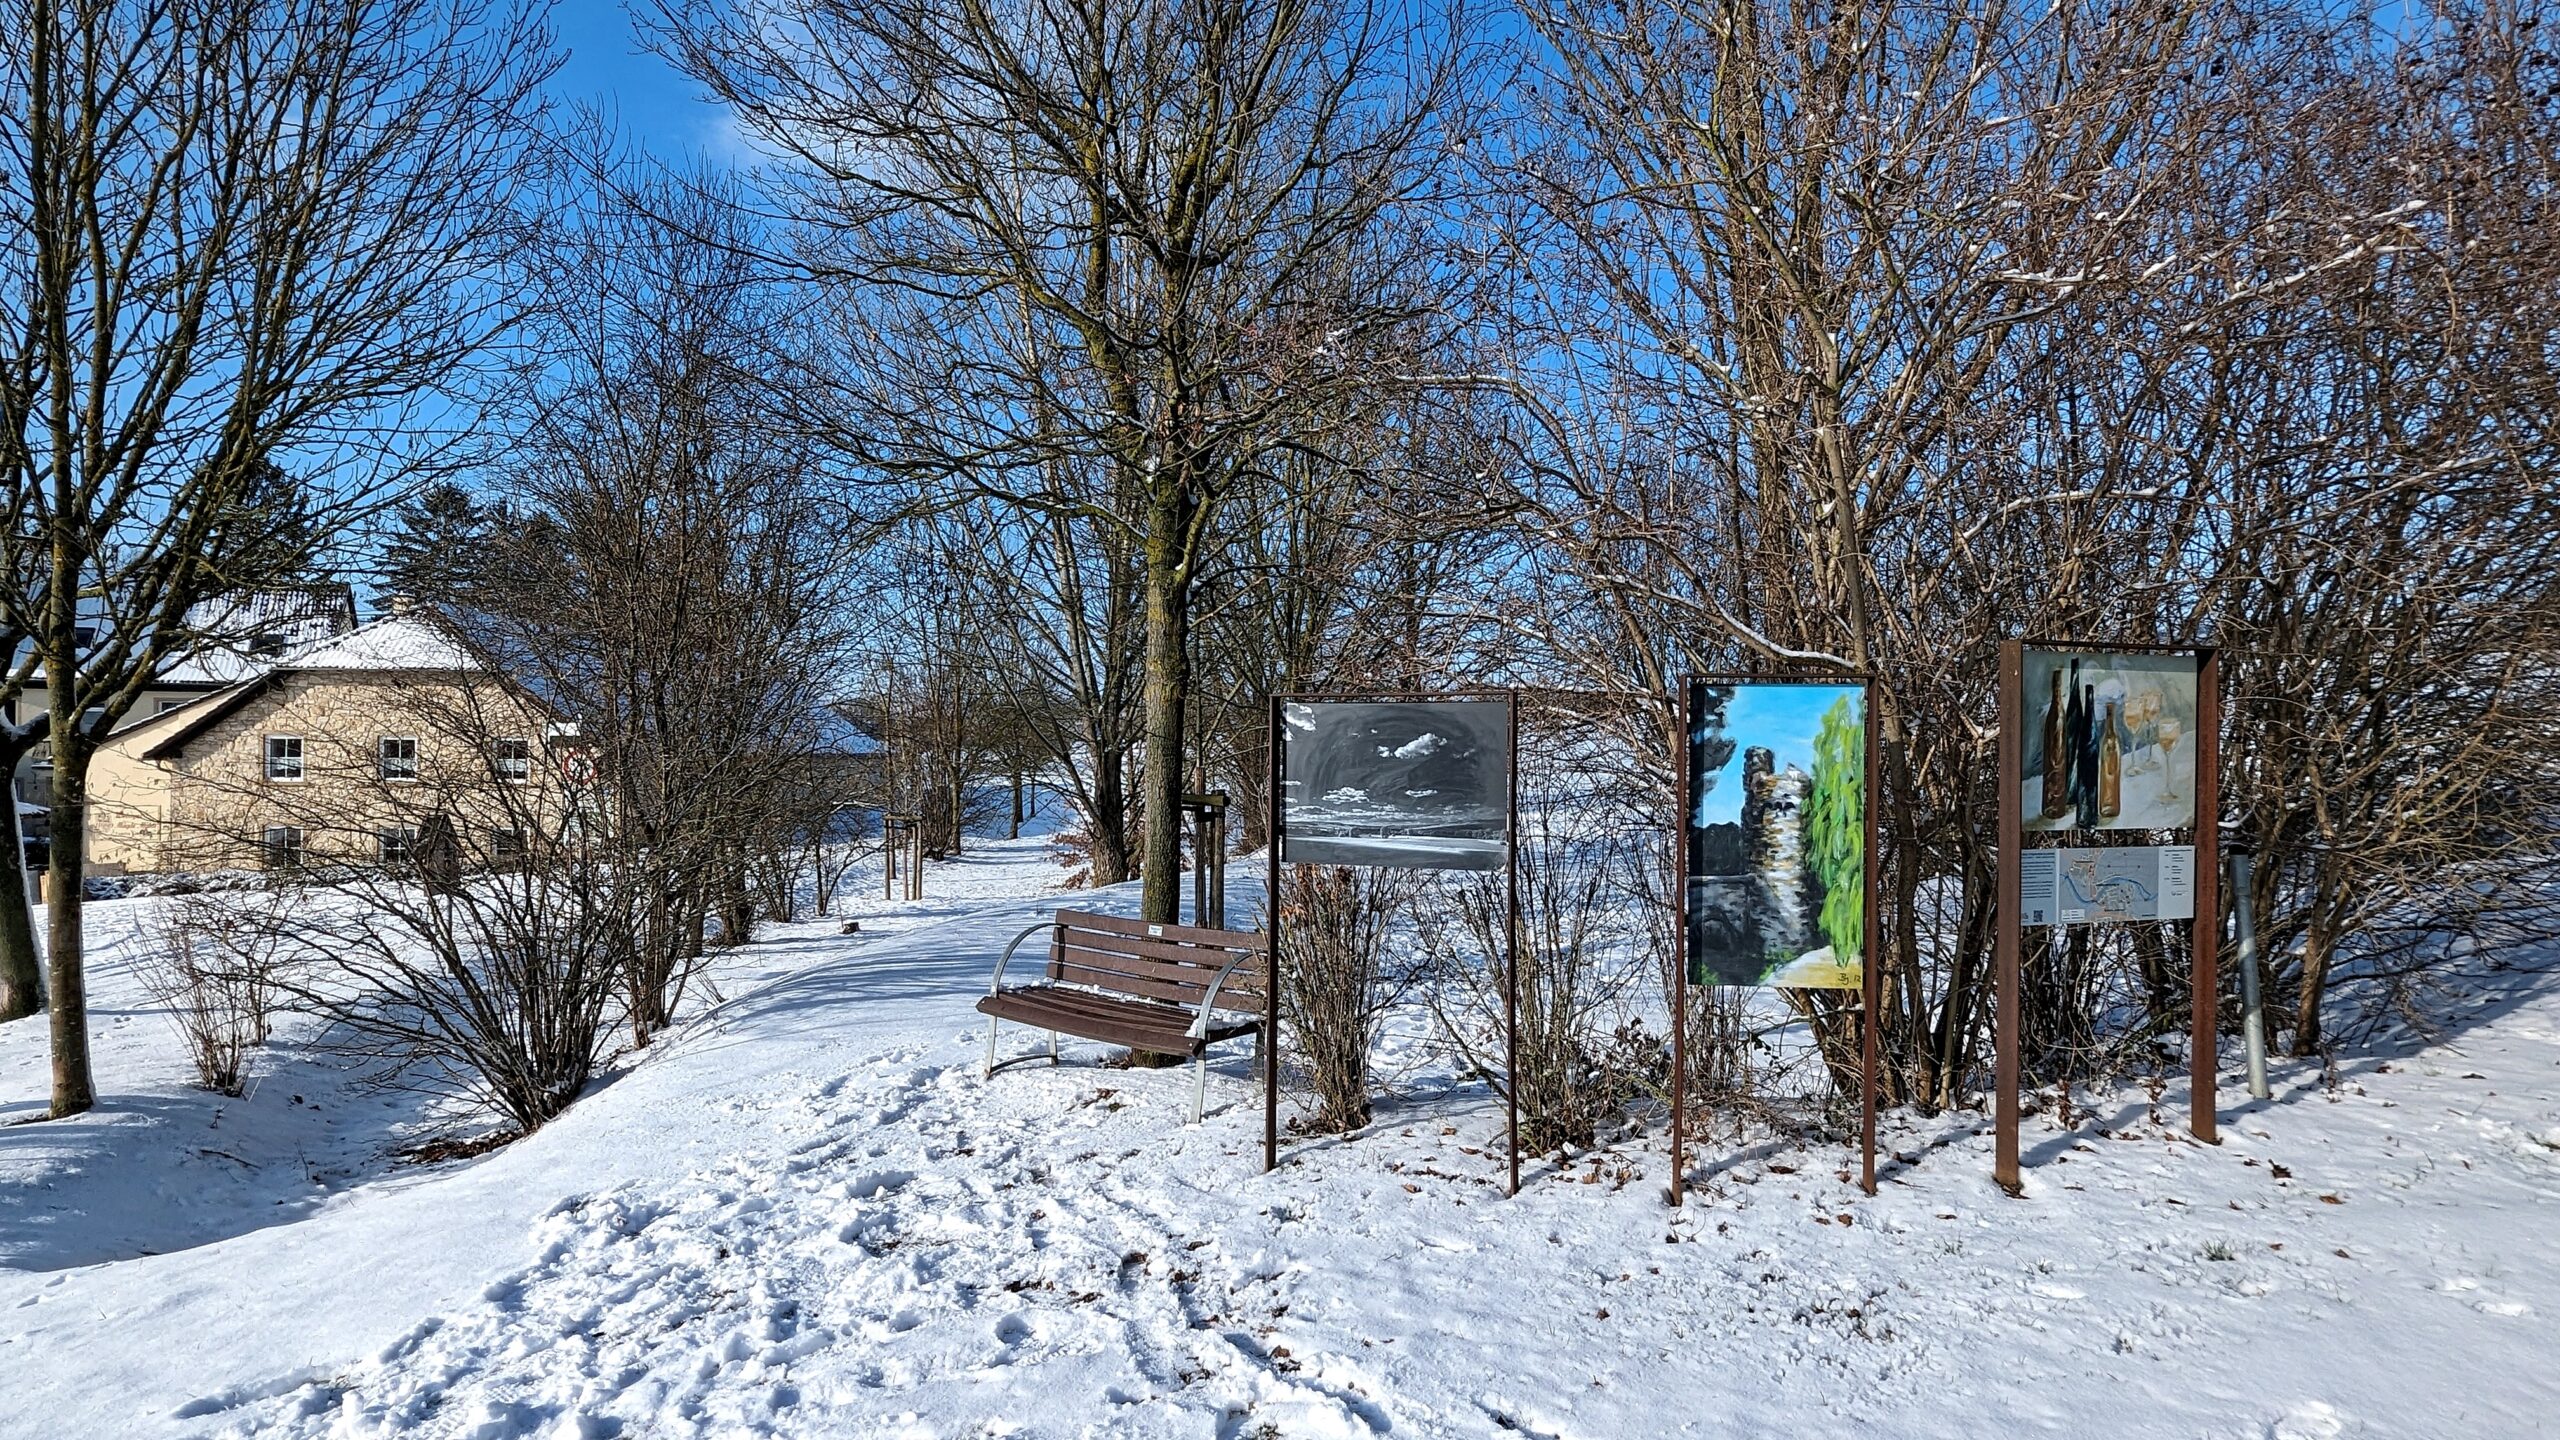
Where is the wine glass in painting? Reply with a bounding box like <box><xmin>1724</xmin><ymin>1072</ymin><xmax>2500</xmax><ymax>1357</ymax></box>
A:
<box><xmin>2124</xmin><ymin>691</ymin><xmax>2161</xmax><ymax>775</ymax></box>
<box><xmin>2155</xmin><ymin>712</ymin><xmax>2184</xmax><ymax>807</ymax></box>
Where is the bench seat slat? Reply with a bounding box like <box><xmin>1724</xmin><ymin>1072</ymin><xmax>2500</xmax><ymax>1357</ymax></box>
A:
<box><xmin>978</xmin><ymin>989</ymin><xmax>1257</xmax><ymax>1056</ymax></box>
<box><xmin>1056</xmin><ymin>909</ymin><xmax>1270</xmax><ymax>952</ymax></box>
<box><xmin>1044</xmin><ymin>937</ymin><xmax>1264</xmax><ymax>994</ymax></box>
<box><xmin>1052</xmin><ymin>926</ymin><xmax>1265</xmax><ymax>972</ymax></box>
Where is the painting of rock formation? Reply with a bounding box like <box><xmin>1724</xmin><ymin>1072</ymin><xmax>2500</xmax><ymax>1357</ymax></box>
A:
<box><xmin>1280</xmin><ymin>699</ymin><xmax>1511</xmax><ymax>871</ymax></box>
<box><xmin>1685</xmin><ymin>681</ymin><xmax>1866</xmax><ymax>988</ymax></box>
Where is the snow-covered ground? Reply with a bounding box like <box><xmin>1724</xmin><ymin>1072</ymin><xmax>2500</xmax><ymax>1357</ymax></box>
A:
<box><xmin>2</xmin><ymin>838</ymin><xmax>2555</xmax><ymax>1439</ymax></box>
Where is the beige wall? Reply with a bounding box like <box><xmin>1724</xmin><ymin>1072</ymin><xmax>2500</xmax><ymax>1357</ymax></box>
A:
<box><xmin>88</xmin><ymin>670</ymin><xmax>566</xmax><ymax>874</ymax></box>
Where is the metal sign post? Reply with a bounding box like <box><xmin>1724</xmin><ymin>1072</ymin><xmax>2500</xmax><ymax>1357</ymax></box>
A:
<box><xmin>1184</xmin><ymin>791</ymin><xmax>1230</xmax><ymax>929</ymax></box>
<box><xmin>1999</xmin><ymin>640</ymin><xmax>2220</xmax><ymax>1195</ymax></box>
<box><xmin>1265</xmin><ymin>691</ymin><xmax>1521</xmax><ymax>1194</ymax></box>
<box><xmin>1996</xmin><ymin>644</ymin><xmax>2024</xmax><ymax>1193</ymax></box>
<box><xmin>1673</xmin><ymin>673</ymin><xmax>1879</xmax><ymax>1204</ymax></box>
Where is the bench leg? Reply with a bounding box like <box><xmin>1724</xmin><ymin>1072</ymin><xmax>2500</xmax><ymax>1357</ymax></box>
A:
<box><xmin>1191</xmin><ymin>1050</ymin><xmax>1209</xmax><ymax>1125</ymax></box>
<box><xmin>1050</xmin><ymin>1029</ymin><xmax>1060</xmax><ymax>1065</ymax></box>
<box><xmin>984</xmin><ymin>1014</ymin><xmax>1001</xmax><ymax>1079</ymax></box>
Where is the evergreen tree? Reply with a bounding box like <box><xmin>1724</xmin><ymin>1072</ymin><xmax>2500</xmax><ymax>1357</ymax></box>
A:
<box><xmin>376</xmin><ymin>483</ymin><xmax>495</xmax><ymax>609</ymax></box>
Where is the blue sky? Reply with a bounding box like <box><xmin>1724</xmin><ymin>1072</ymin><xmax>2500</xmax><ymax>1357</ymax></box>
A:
<box><xmin>547</xmin><ymin>1</ymin><xmax>740</xmax><ymax>162</ymax></box>
<box><xmin>1693</xmin><ymin>684</ymin><xmax>1861</xmax><ymax>827</ymax></box>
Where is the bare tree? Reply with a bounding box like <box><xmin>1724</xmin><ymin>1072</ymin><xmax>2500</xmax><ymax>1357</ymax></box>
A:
<box><xmin>459</xmin><ymin>169</ymin><xmax>870</xmax><ymax>1041</ymax></box>
<box><xmin>654</xmin><ymin>0</ymin><xmax>1470</xmax><ymax>920</ymax></box>
<box><xmin>0</xmin><ymin>0</ymin><xmax>554</xmax><ymax>1113</ymax></box>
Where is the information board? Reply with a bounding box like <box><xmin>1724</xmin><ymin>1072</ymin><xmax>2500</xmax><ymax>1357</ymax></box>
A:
<box><xmin>2020</xmin><ymin>844</ymin><xmax>2196</xmax><ymax>926</ymax></box>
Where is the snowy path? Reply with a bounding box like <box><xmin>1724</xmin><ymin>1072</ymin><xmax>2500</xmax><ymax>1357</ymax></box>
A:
<box><xmin>3</xmin><ymin>842</ymin><xmax>2557</xmax><ymax>1438</ymax></box>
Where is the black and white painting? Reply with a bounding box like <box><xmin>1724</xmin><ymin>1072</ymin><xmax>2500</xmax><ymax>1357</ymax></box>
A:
<box><xmin>1279</xmin><ymin>700</ymin><xmax>1511</xmax><ymax>871</ymax></box>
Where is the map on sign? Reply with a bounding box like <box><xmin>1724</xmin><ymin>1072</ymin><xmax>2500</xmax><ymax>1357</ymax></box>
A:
<box><xmin>2020</xmin><ymin>845</ymin><xmax>2195</xmax><ymax>926</ymax></box>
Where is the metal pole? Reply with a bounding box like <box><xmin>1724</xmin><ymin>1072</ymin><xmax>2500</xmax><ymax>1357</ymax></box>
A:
<box><xmin>2191</xmin><ymin>648</ymin><xmax>2221</xmax><ymax>1144</ymax></box>
<box><xmin>1208</xmin><ymin>804</ymin><xmax>1226</xmax><ymax>929</ymax></box>
<box><xmin>1995</xmin><ymin>641</ymin><xmax>2023</xmax><ymax>1195</ymax></box>
<box><xmin>1264</xmin><ymin>697</ymin><xmax>1282</xmax><ymax>1174</ymax></box>
<box><xmin>1505</xmin><ymin>689</ymin><xmax>1521</xmax><ymax>1198</ymax></box>
<box><xmin>2230</xmin><ymin>851</ymin><xmax>2269</xmax><ymax>1100</ymax></box>
<box><xmin>1861</xmin><ymin>683</ymin><xmax>1880</xmax><ymax>1197</ymax></box>
<box><xmin>1670</xmin><ymin>680</ymin><xmax>1689</xmax><ymax>1208</ymax></box>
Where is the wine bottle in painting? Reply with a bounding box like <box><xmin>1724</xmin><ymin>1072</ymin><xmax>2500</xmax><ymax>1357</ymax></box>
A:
<box><xmin>2040</xmin><ymin>670</ymin><xmax>2068</xmax><ymax>819</ymax></box>
<box><xmin>2062</xmin><ymin>660</ymin><xmax>2085</xmax><ymax>816</ymax></box>
<box><xmin>2098</xmin><ymin>699</ymin><xmax>2122</xmax><ymax>819</ymax></box>
<box><xmin>2076</xmin><ymin>682</ymin><xmax>2101</xmax><ymax>828</ymax></box>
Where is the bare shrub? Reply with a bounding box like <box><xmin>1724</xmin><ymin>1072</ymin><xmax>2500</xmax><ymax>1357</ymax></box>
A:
<box><xmin>1279</xmin><ymin>865</ymin><xmax>1414</xmax><ymax>1134</ymax></box>
<box><xmin>173</xmin><ymin>674</ymin><xmax>633</xmax><ymax>1134</ymax></box>
<box><xmin>142</xmin><ymin>892</ymin><xmax>295</xmax><ymax>1095</ymax></box>
<box><xmin>265</xmin><ymin>843</ymin><xmax>633</xmax><ymax>1134</ymax></box>
<box><xmin>1426</xmin><ymin>815</ymin><xmax>1656</xmax><ymax>1157</ymax></box>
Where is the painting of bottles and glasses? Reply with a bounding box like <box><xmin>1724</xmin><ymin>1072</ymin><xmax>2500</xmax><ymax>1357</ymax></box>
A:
<box><xmin>1279</xmin><ymin>699</ymin><xmax>1512</xmax><ymax>871</ymax></box>
<box><xmin>1685</xmin><ymin>681</ymin><xmax>1866</xmax><ymax>989</ymax></box>
<box><xmin>2019</xmin><ymin>649</ymin><xmax>2202</xmax><ymax>833</ymax></box>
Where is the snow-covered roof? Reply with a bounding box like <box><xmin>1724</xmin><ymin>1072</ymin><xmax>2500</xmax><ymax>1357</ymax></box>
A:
<box><xmin>159</xmin><ymin>585</ymin><xmax>360</xmax><ymax>686</ymax></box>
<box><xmin>282</xmin><ymin>614</ymin><xmax>481</xmax><ymax>673</ymax></box>
<box><xmin>129</xmin><ymin>613</ymin><xmax>494</xmax><ymax>759</ymax></box>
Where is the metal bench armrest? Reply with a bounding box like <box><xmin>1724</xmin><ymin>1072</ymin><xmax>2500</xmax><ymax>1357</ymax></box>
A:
<box><xmin>990</xmin><ymin>920</ymin><xmax>1058</xmax><ymax>996</ymax></box>
<box><xmin>1188</xmin><ymin>949</ymin><xmax>1264</xmax><ymax>1040</ymax></box>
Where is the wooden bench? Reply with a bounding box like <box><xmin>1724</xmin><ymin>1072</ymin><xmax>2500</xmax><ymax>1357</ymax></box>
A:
<box><xmin>977</xmin><ymin>909</ymin><xmax>1269</xmax><ymax>1124</ymax></box>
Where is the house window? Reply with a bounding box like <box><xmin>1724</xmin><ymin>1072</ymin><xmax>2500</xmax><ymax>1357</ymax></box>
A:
<box><xmin>250</xmin><ymin>633</ymin><xmax>287</xmax><ymax>659</ymax></box>
<box><xmin>264</xmin><ymin>736</ymin><xmax>303</xmax><ymax>781</ymax></box>
<box><xmin>263</xmin><ymin>826</ymin><xmax>304</xmax><ymax>869</ymax></box>
<box><xmin>495</xmin><ymin>738</ymin><xmax>530</xmax><ymax>782</ymax></box>
<box><xmin>490</xmin><ymin>827</ymin><xmax>525</xmax><ymax>861</ymax></box>
<box><xmin>378</xmin><ymin>826</ymin><xmax>417</xmax><ymax>865</ymax></box>
<box><xmin>157</xmin><ymin>699</ymin><xmax>187</xmax><ymax>715</ymax></box>
<box><xmin>380</xmin><ymin>736</ymin><xmax>419</xmax><ymax>782</ymax></box>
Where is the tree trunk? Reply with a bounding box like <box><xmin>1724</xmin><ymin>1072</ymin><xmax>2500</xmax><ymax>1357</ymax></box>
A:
<box><xmin>1087</xmin><ymin>747</ymin><xmax>1133</xmax><ymax>886</ymax></box>
<box><xmin>2292</xmin><ymin>879</ymin><xmax>2341</xmax><ymax>1057</ymax></box>
<box><xmin>1009</xmin><ymin>770</ymin><xmax>1023</xmax><ymax>839</ymax></box>
<box><xmin>44</xmin><ymin>741</ymin><xmax>92</xmax><ymax>1117</ymax></box>
<box><xmin>1139</xmin><ymin>508</ymin><xmax>1191</xmax><ymax>923</ymax></box>
<box><xmin>0</xmin><ymin>787</ymin><xmax>40</xmax><ymax>1021</ymax></box>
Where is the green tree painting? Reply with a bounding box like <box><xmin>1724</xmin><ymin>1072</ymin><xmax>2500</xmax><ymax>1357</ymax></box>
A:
<box><xmin>1802</xmin><ymin>694</ymin><xmax>1866</xmax><ymax>970</ymax></box>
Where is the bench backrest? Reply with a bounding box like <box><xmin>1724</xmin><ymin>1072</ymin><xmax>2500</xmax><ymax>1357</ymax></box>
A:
<box><xmin>1047</xmin><ymin>909</ymin><xmax>1269</xmax><ymax>1015</ymax></box>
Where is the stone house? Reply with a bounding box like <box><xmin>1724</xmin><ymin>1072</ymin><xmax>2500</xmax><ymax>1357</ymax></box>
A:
<box><xmin>84</xmin><ymin>612</ymin><xmax>574</xmax><ymax>875</ymax></box>
<box><xmin>10</xmin><ymin>583</ymin><xmax>361</xmax><ymax>815</ymax></box>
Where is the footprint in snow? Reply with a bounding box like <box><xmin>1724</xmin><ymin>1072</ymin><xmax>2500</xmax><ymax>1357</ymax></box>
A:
<box><xmin>849</xmin><ymin>1169</ymin><xmax>915</xmax><ymax>1199</ymax></box>
<box><xmin>2268</xmin><ymin>1399</ymin><xmax>2353</xmax><ymax>1439</ymax></box>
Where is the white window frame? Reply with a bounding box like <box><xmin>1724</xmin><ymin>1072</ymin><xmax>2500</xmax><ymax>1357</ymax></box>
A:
<box><xmin>495</xmin><ymin>737</ymin><xmax>530</xmax><ymax>783</ymax></box>
<box><xmin>490</xmin><ymin>826</ymin><xmax>526</xmax><ymax>861</ymax></box>
<box><xmin>377</xmin><ymin>826</ymin><xmax>417</xmax><ymax>866</ymax></box>
<box><xmin>157</xmin><ymin>699</ymin><xmax>187</xmax><ymax>715</ymax></box>
<box><xmin>379</xmin><ymin>735</ymin><xmax>419</xmax><ymax>783</ymax></box>
<box><xmin>264</xmin><ymin>735</ymin><xmax>303</xmax><ymax>782</ymax></box>
<box><xmin>263</xmin><ymin>825</ymin><xmax>304</xmax><ymax>869</ymax></box>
